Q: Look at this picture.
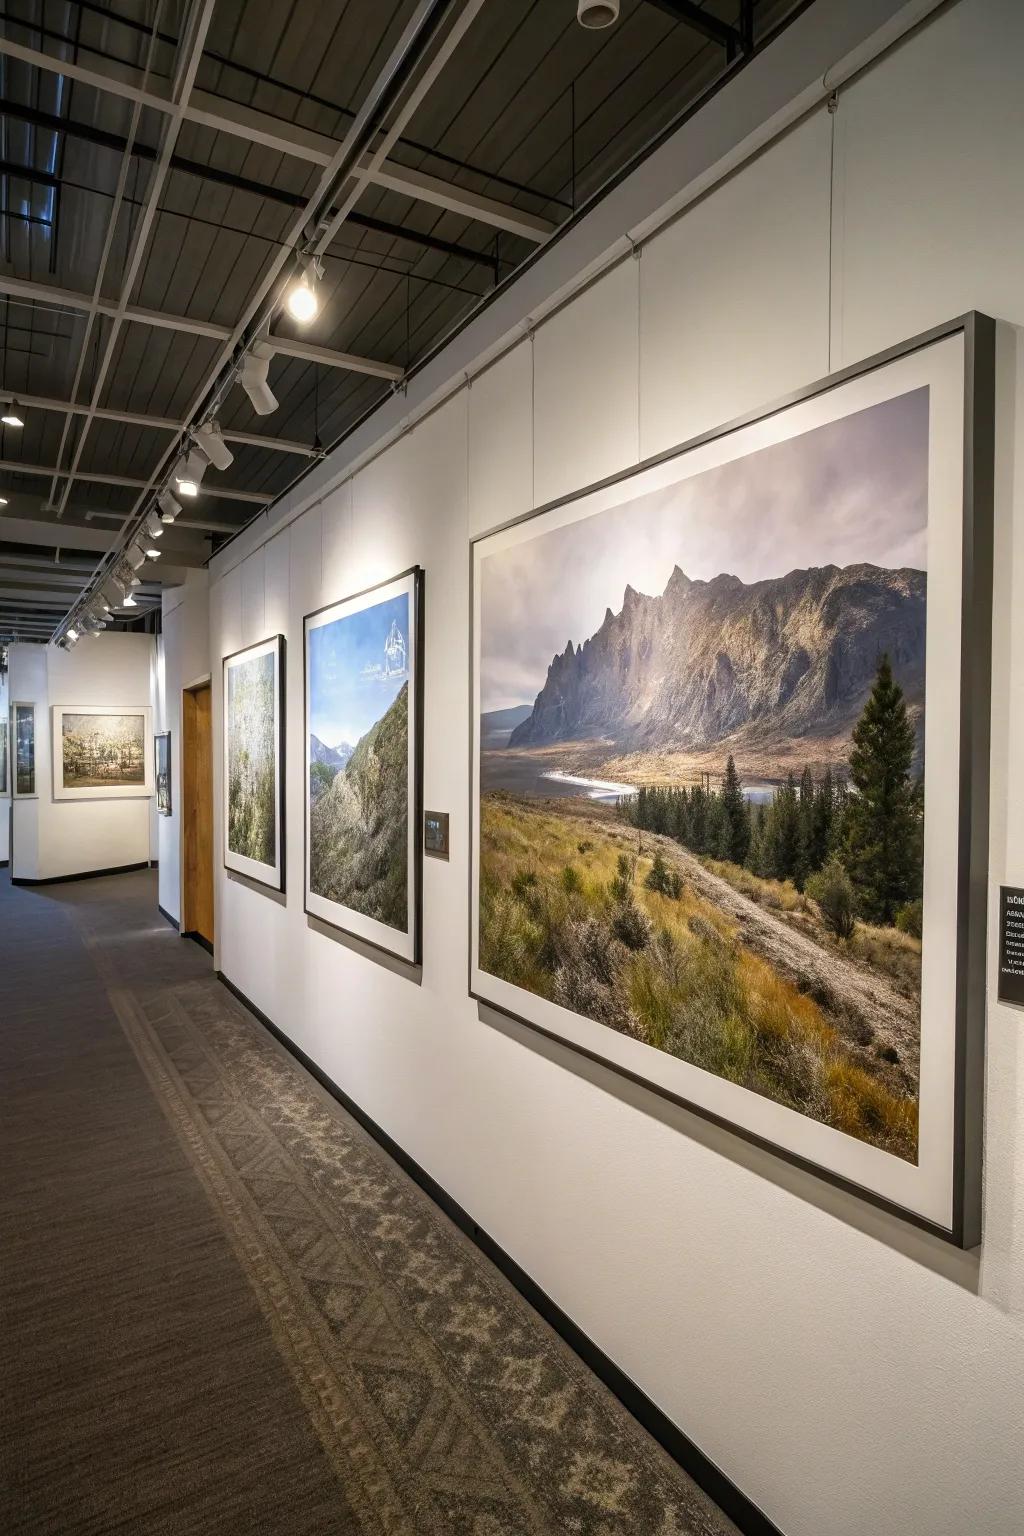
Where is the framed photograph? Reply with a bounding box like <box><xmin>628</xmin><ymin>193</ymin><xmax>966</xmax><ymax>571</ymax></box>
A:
<box><xmin>51</xmin><ymin>705</ymin><xmax>153</xmax><ymax>800</ymax></box>
<box><xmin>0</xmin><ymin>717</ymin><xmax>8</xmax><ymax>798</ymax></box>
<box><xmin>13</xmin><ymin>703</ymin><xmax>37</xmax><ymax>799</ymax></box>
<box><xmin>304</xmin><ymin>567</ymin><xmax>423</xmax><ymax>964</ymax></box>
<box><xmin>155</xmin><ymin>731</ymin><xmax>172</xmax><ymax>816</ymax></box>
<box><xmin>471</xmin><ymin>314</ymin><xmax>993</xmax><ymax>1246</ymax></box>
<box><xmin>223</xmin><ymin>635</ymin><xmax>285</xmax><ymax>892</ymax></box>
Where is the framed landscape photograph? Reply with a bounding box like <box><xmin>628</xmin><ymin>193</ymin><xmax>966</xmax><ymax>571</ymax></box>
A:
<box><xmin>51</xmin><ymin>705</ymin><xmax>153</xmax><ymax>800</ymax></box>
<box><xmin>304</xmin><ymin>567</ymin><xmax>423</xmax><ymax>964</ymax></box>
<box><xmin>471</xmin><ymin>315</ymin><xmax>993</xmax><ymax>1245</ymax></box>
<box><xmin>13</xmin><ymin>703</ymin><xmax>36</xmax><ymax>799</ymax></box>
<box><xmin>223</xmin><ymin>635</ymin><xmax>285</xmax><ymax>892</ymax></box>
<box><xmin>155</xmin><ymin>731</ymin><xmax>172</xmax><ymax>816</ymax></box>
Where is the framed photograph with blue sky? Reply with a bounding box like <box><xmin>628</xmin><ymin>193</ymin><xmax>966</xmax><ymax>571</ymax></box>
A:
<box><xmin>222</xmin><ymin>634</ymin><xmax>285</xmax><ymax>892</ymax></box>
<box><xmin>304</xmin><ymin>567</ymin><xmax>423</xmax><ymax>964</ymax></box>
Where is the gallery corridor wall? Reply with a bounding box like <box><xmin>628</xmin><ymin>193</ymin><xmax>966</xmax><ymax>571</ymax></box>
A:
<box><xmin>157</xmin><ymin>571</ymin><xmax>210</xmax><ymax>925</ymax></box>
<box><xmin>8</xmin><ymin>634</ymin><xmax>156</xmax><ymax>881</ymax></box>
<box><xmin>167</xmin><ymin>3</ymin><xmax>1024</xmax><ymax>1533</ymax></box>
<box><xmin>0</xmin><ymin>667</ymin><xmax>8</xmax><ymax>864</ymax></box>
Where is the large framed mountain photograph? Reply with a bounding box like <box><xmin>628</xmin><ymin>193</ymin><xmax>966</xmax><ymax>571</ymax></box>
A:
<box><xmin>304</xmin><ymin>568</ymin><xmax>423</xmax><ymax>965</ymax></box>
<box><xmin>223</xmin><ymin>635</ymin><xmax>286</xmax><ymax>892</ymax></box>
<box><xmin>471</xmin><ymin>316</ymin><xmax>993</xmax><ymax>1245</ymax></box>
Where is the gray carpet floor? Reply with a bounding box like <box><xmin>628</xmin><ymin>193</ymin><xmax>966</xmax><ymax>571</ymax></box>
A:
<box><xmin>1</xmin><ymin>867</ymin><xmax>735</xmax><ymax>1536</ymax></box>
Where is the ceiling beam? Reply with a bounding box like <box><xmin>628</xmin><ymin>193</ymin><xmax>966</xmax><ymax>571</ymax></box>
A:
<box><xmin>0</xmin><ymin>36</ymin><xmax>555</xmax><ymax>244</ymax></box>
<box><xmin>0</xmin><ymin>273</ymin><xmax>403</xmax><ymax>378</ymax></box>
<box><xmin>0</xmin><ymin>391</ymin><xmax>319</xmax><ymax>456</ymax></box>
<box><xmin>0</xmin><ymin>457</ymin><xmax>271</xmax><ymax>502</ymax></box>
<box><xmin>641</xmin><ymin>0</ymin><xmax>744</xmax><ymax>52</ymax></box>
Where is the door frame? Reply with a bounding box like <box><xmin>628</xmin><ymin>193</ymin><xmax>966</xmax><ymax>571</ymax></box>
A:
<box><xmin>181</xmin><ymin>673</ymin><xmax>214</xmax><ymax>953</ymax></box>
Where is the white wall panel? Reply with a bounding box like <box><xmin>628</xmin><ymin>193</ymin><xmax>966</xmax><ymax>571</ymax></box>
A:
<box><xmin>533</xmin><ymin>258</ymin><xmax>640</xmax><ymax>506</ymax></box>
<box><xmin>158</xmin><ymin>573</ymin><xmax>209</xmax><ymax>923</ymax></box>
<box><xmin>640</xmin><ymin>112</ymin><xmax>832</xmax><ymax>457</ymax></box>
<box><xmin>832</xmin><ymin>0</ymin><xmax>1024</xmax><ymax>366</ymax></box>
<box><xmin>189</xmin><ymin>5</ymin><xmax>1024</xmax><ymax>1534</ymax></box>
<box><xmin>468</xmin><ymin>338</ymin><xmax>533</xmax><ymax>536</ymax></box>
<box><xmin>0</xmin><ymin>669</ymin><xmax>8</xmax><ymax>864</ymax></box>
<box><xmin>240</xmin><ymin>547</ymin><xmax>266</xmax><ymax>647</ymax></box>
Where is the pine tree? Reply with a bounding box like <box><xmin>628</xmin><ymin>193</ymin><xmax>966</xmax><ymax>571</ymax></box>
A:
<box><xmin>768</xmin><ymin>774</ymin><xmax>800</xmax><ymax>881</ymax></box>
<box><xmin>721</xmin><ymin>754</ymin><xmax>750</xmax><ymax>866</ymax></box>
<box><xmin>794</xmin><ymin>764</ymin><xmax>816</xmax><ymax>891</ymax></box>
<box><xmin>810</xmin><ymin>766</ymin><xmax>834</xmax><ymax>871</ymax></box>
<box><xmin>842</xmin><ymin>654</ymin><xmax>922</xmax><ymax>925</ymax></box>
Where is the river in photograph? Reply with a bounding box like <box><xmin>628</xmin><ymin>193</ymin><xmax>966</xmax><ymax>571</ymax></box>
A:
<box><xmin>482</xmin><ymin>749</ymin><xmax>779</xmax><ymax>805</ymax></box>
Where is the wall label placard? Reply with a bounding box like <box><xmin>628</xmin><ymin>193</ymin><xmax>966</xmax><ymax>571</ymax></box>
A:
<box><xmin>424</xmin><ymin>810</ymin><xmax>450</xmax><ymax>860</ymax></box>
<box><xmin>998</xmin><ymin>887</ymin><xmax>1024</xmax><ymax>1007</ymax></box>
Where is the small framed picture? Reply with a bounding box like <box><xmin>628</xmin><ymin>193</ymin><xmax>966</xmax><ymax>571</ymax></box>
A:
<box><xmin>155</xmin><ymin>731</ymin><xmax>172</xmax><ymax>816</ymax></box>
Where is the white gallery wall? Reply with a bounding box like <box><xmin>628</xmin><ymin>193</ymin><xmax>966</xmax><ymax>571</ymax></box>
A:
<box><xmin>161</xmin><ymin>3</ymin><xmax>1024</xmax><ymax>1532</ymax></box>
<box><xmin>7</xmin><ymin>633</ymin><xmax>156</xmax><ymax>881</ymax></box>
<box><xmin>0</xmin><ymin>665</ymin><xmax>9</xmax><ymax>863</ymax></box>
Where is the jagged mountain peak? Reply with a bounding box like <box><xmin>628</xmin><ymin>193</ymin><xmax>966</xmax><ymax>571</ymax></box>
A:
<box><xmin>508</xmin><ymin>561</ymin><xmax>926</xmax><ymax>754</ymax></box>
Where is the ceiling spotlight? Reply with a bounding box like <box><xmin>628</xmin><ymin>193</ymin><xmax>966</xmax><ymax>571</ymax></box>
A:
<box><xmin>121</xmin><ymin>592</ymin><xmax>138</xmax><ymax>609</ymax></box>
<box><xmin>238</xmin><ymin>341</ymin><xmax>278</xmax><ymax>416</ymax></box>
<box><xmin>143</xmin><ymin>546</ymin><xmax>162</xmax><ymax>560</ymax></box>
<box><xmin>577</xmin><ymin>0</ymin><xmax>619</xmax><ymax>26</ymax></box>
<box><xmin>146</xmin><ymin>510</ymin><xmax>164</xmax><ymax>539</ymax></box>
<box><xmin>66</xmin><ymin>626</ymin><xmax>79</xmax><ymax>642</ymax></box>
<box><xmin>286</xmin><ymin>270</ymin><xmax>319</xmax><ymax>324</ymax></box>
<box><xmin>0</xmin><ymin>495</ymin><xmax>7</xmax><ymax>506</ymax></box>
<box><xmin>1</xmin><ymin>399</ymin><xmax>24</xmax><ymax>427</ymax></box>
<box><xmin>126</xmin><ymin>544</ymin><xmax>146</xmax><ymax>571</ymax></box>
<box><xmin>195</xmin><ymin>420</ymin><xmax>234</xmax><ymax>472</ymax></box>
<box><xmin>158</xmin><ymin>488</ymin><xmax>181</xmax><ymax>523</ymax></box>
<box><xmin>173</xmin><ymin>448</ymin><xmax>206</xmax><ymax>497</ymax></box>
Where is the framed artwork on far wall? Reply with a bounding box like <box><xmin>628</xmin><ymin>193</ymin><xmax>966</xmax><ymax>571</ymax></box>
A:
<box><xmin>155</xmin><ymin>731</ymin><xmax>172</xmax><ymax>816</ymax></box>
<box><xmin>471</xmin><ymin>313</ymin><xmax>994</xmax><ymax>1248</ymax></box>
<box><xmin>13</xmin><ymin>703</ymin><xmax>37</xmax><ymax>799</ymax></box>
<box><xmin>0</xmin><ymin>717</ymin><xmax>8</xmax><ymax>798</ymax></box>
<box><xmin>304</xmin><ymin>567</ymin><xmax>423</xmax><ymax>965</ymax></box>
<box><xmin>51</xmin><ymin>705</ymin><xmax>153</xmax><ymax>800</ymax></box>
<box><xmin>223</xmin><ymin>634</ymin><xmax>285</xmax><ymax>892</ymax></box>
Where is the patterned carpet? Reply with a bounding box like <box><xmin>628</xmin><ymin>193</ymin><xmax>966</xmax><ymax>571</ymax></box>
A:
<box><xmin>2</xmin><ymin>869</ymin><xmax>735</xmax><ymax>1536</ymax></box>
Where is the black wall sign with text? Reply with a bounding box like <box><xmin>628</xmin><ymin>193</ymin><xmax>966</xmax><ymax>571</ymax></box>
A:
<box><xmin>998</xmin><ymin>886</ymin><xmax>1024</xmax><ymax>1007</ymax></box>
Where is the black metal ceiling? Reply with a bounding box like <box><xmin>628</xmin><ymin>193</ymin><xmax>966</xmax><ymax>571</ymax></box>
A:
<box><xmin>0</xmin><ymin>0</ymin><xmax>799</xmax><ymax>641</ymax></box>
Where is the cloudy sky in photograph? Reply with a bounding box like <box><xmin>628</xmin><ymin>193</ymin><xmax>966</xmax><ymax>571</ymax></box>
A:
<box><xmin>480</xmin><ymin>385</ymin><xmax>929</xmax><ymax>713</ymax></box>
<box><xmin>309</xmin><ymin>591</ymin><xmax>409</xmax><ymax>750</ymax></box>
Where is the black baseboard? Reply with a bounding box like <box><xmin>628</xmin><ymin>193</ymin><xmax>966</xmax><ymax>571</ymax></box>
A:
<box><xmin>184</xmin><ymin>929</ymin><xmax>214</xmax><ymax>956</ymax></box>
<box><xmin>158</xmin><ymin>904</ymin><xmax>180</xmax><ymax>931</ymax></box>
<box><xmin>215</xmin><ymin>969</ymin><xmax>782</xmax><ymax>1536</ymax></box>
<box><xmin>12</xmin><ymin>859</ymin><xmax>152</xmax><ymax>887</ymax></box>
<box><xmin>0</xmin><ymin>859</ymin><xmax>8</xmax><ymax>869</ymax></box>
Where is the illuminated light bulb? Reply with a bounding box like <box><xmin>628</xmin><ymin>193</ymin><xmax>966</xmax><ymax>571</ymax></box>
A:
<box><xmin>286</xmin><ymin>273</ymin><xmax>318</xmax><ymax>323</ymax></box>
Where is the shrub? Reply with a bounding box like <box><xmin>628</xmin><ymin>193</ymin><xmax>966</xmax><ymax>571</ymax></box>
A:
<box><xmin>645</xmin><ymin>850</ymin><xmax>682</xmax><ymax>898</ymax></box>
<box><xmin>806</xmin><ymin>858</ymin><xmax>857</xmax><ymax>940</ymax></box>
<box><xmin>894</xmin><ymin>898</ymin><xmax>923</xmax><ymax>939</ymax></box>
<box><xmin>511</xmin><ymin>867</ymin><xmax>538</xmax><ymax>899</ymax></box>
<box><xmin>611</xmin><ymin>898</ymin><xmax>652</xmax><ymax>951</ymax></box>
<box><xmin>609</xmin><ymin>851</ymin><xmax>636</xmax><ymax>904</ymax></box>
<box><xmin>576</xmin><ymin>839</ymin><xmax>593</xmax><ymax>855</ymax></box>
<box><xmin>561</xmin><ymin>864</ymin><xmax>581</xmax><ymax>894</ymax></box>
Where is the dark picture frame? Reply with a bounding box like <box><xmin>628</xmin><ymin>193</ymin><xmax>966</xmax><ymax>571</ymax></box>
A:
<box><xmin>222</xmin><ymin>634</ymin><xmax>286</xmax><ymax>894</ymax></box>
<box><xmin>303</xmin><ymin>566</ymin><xmax>424</xmax><ymax>967</ymax></box>
<box><xmin>154</xmin><ymin>731</ymin><xmax>172</xmax><ymax>816</ymax></box>
<box><xmin>469</xmin><ymin>313</ymin><xmax>994</xmax><ymax>1248</ymax></box>
<box><xmin>12</xmin><ymin>702</ymin><xmax>37</xmax><ymax>800</ymax></box>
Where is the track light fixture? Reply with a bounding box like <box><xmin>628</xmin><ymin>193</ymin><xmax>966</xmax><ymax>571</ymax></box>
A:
<box><xmin>158</xmin><ymin>488</ymin><xmax>181</xmax><ymax>523</ymax></box>
<box><xmin>195</xmin><ymin>420</ymin><xmax>234</xmax><ymax>472</ymax></box>
<box><xmin>146</xmin><ymin>510</ymin><xmax>164</xmax><ymax>539</ymax></box>
<box><xmin>577</xmin><ymin>0</ymin><xmax>619</xmax><ymax>26</ymax></box>
<box><xmin>238</xmin><ymin>341</ymin><xmax>278</xmax><ymax>416</ymax></box>
<box><xmin>121</xmin><ymin>592</ymin><xmax>138</xmax><ymax>609</ymax></box>
<box><xmin>66</xmin><ymin>626</ymin><xmax>79</xmax><ymax>643</ymax></box>
<box><xmin>126</xmin><ymin>544</ymin><xmax>146</xmax><ymax>571</ymax></box>
<box><xmin>0</xmin><ymin>495</ymin><xmax>7</xmax><ymax>506</ymax></box>
<box><xmin>1</xmin><ymin>399</ymin><xmax>24</xmax><ymax>427</ymax></box>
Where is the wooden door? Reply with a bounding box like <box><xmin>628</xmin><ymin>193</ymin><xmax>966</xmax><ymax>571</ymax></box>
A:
<box><xmin>182</xmin><ymin>682</ymin><xmax>214</xmax><ymax>948</ymax></box>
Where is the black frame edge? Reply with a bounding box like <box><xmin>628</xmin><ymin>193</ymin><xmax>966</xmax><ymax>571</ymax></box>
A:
<box><xmin>214</xmin><ymin>968</ymin><xmax>784</xmax><ymax>1536</ymax></box>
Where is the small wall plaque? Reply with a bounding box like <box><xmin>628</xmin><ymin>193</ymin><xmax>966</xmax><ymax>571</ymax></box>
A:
<box><xmin>424</xmin><ymin>810</ymin><xmax>450</xmax><ymax>860</ymax></box>
<box><xmin>998</xmin><ymin>886</ymin><xmax>1024</xmax><ymax>1007</ymax></box>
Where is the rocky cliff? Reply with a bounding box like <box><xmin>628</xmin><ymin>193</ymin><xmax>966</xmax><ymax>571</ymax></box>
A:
<box><xmin>509</xmin><ymin>563</ymin><xmax>925</xmax><ymax>754</ymax></box>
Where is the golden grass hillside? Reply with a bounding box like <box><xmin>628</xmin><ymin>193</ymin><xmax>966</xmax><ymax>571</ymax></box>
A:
<box><xmin>479</xmin><ymin>794</ymin><xmax>918</xmax><ymax>1161</ymax></box>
